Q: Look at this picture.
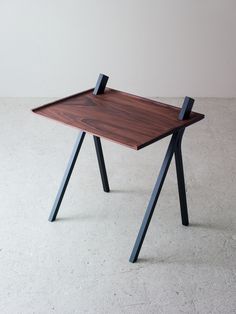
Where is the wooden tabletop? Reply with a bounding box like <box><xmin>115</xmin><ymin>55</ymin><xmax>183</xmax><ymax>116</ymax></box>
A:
<box><xmin>32</xmin><ymin>88</ymin><xmax>204</xmax><ymax>150</ymax></box>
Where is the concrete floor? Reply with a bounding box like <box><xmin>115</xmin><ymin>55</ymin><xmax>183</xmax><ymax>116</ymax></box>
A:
<box><xmin>0</xmin><ymin>97</ymin><xmax>235</xmax><ymax>314</ymax></box>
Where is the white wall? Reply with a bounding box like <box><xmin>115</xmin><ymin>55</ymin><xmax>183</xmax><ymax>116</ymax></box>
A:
<box><xmin>0</xmin><ymin>0</ymin><xmax>235</xmax><ymax>97</ymax></box>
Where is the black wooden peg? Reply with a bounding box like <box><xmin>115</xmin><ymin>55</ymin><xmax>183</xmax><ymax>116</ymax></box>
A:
<box><xmin>178</xmin><ymin>97</ymin><xmax>195</xmax><ymax>120</ymax></box>
<box><xmin>93</xmin><ymin>73</ymin><xmax>109</xmax><ymax>95</ymax></box>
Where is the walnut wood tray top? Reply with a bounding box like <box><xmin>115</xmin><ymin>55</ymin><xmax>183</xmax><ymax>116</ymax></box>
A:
<box><xmin>32</xmin><ymin>88</ymin><xmax>204</xmax><ymax>150</ymax></box>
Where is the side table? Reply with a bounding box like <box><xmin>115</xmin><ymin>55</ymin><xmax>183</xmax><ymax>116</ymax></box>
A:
<box><xmin>33</xmin><ymin>74</ymin><xmax>204</xmax><ymax>263</ymax></box>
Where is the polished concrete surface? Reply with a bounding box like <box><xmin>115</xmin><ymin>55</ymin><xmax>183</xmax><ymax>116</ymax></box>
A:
<box><xmin>0</xmin><ymin>98</ymin><xmax>235</xmax><ymax>313</ymax></box>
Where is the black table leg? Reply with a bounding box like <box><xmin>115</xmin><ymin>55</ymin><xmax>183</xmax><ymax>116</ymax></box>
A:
<box><xmin>48</xmin><ymin>131</ymin><xmax>86</xmax><ymax>222</ymax></box>
<box><xmin>129</xmin><ymin>96</ymin><xmax>195</xmax><ymax>263</ymax></box>
<box><xmin>129</xmin><ymin>130</ymin><xmax>184</xmax><ymax>263</ymax></box>
<box><xmin>175</xmin><ymin>133</ymin><xmax>189</xmax><ymax>226</ymax></box>
<box><xmin>93</xmin><ymin>136</ymin><xmax>110</xmax><ymax>192</ymax></box>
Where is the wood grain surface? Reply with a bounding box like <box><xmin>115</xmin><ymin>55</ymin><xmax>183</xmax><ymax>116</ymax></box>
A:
<box><xmin>32</xmin><ymin>88</ymin><xmax>204</xmax><ymax>150</ymax></box>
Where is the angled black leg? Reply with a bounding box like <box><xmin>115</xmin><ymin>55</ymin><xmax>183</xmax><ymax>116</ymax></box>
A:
<box><xmin>175</xmin><ymin>133</ymin><xmax>189</xmax><ymax>226</ymax></box>
<box><xmin>93</xmin><ymin>136</ymin><xmax>110</xmax><ymax>192</ymax></box>
<box><xmin>129</xmin><ymin>96</ymin><xmax>195</xmax><ymax>263</ymax></box>
<box><xmin>93</xmin><ymin>74</ymin><xmax>110</xmax><ymax>192</ymax></box>
<box><xmin>48</xmin><ymin>131</ymin><xmax>86</xmax><ymax>222</ymax></box>
<box><xmin>129</xmin><ymin>131</ymin><xmax>183</xmax><ymax>263</ymax></box>
<box><xmin>48</xmin><ymin>73</ymin><xmax>109</xmax><ymax>222</ymax></box>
